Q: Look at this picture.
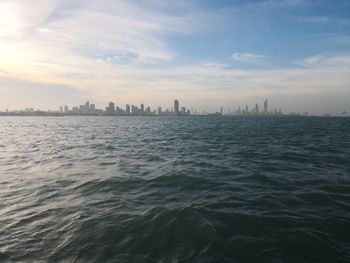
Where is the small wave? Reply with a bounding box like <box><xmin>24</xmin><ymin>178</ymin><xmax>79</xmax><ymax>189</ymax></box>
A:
<box><xmin>98</xmin><ymin>161</ymin><xmax>117</xmax><ymax>166</ymax></box>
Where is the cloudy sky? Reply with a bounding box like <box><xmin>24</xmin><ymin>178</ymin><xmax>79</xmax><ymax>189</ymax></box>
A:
<box><xmin>0</xmin><ymin>0</ymin><xmax>349</xmax><ymax>114</ymax></box>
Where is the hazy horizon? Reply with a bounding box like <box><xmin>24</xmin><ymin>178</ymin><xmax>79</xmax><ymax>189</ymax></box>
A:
<box><xmin>1</xmin><ymin>0</ymin><xmax>350</xmax><ymax>115</ymax></box>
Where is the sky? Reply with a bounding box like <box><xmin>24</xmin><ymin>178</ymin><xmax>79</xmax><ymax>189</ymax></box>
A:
<box><xmin>0</xmin><ymin>0</ymin><xmax>349</xmax><ymax>115</ymax></box>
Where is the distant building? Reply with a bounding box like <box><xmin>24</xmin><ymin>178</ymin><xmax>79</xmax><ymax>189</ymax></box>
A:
<box><xmin>140</xmin><ymin>104</ymin><xmax>144</xmax><ymax>114</ymax></box>
<box><xmin>116</xmin><ymin>106</ymin><xmax>124</xmax><ymax>115</ymax></box>
<box><xmin>174</xmin><ymin>100</ymin><xmax>179</xmax><ymax>115</ymax></box>
<box><xmin>264</xmin><ymin>98</ymin><xmax>268</xmax><ymax>114</ymax></box>
<box><xmin>181</xmin><ymin>106</ymin><xmax>186</xmax><ymax>115</ymax></box>
<box><xmin>64</xmin><ymin>105</ymin><xmax>69</xmax><ymax>113</ymax></box>
<box><xmin>126</xmin><ymin>104</ymin><xmax>130</xmax><ymax>115</ymax></box>
<box><xmin>131</xmin><ymin>105</ymin><xmax>137</xmax><ymax>115</ymax></box>
<box><xmin>79</xmin><ymin>105</ymin><xmax>85</xmax><ymax>114</ymax></box>
<box><xmin>107</xmin><ymin>102</ymin><xmax>115</xmax><ymax>115</ymax></box>
<box><xmin>157</xmin><ymin>107</ymin><xmax>162</xmax><ymax>115</ymax></box>
<box><xmin>90</xmin><ymin>104</ymin><xmax>95</xmax><ymax>114</ymax></box>
<box><xmin>237</xmin><ymin>106</ymin><xmax>241</xmax><ymax>115</ymax></box>
<box><xmin>85</xmin><ymin>101</ymin><xmax>90</xmax><ymax>114</ymax></box>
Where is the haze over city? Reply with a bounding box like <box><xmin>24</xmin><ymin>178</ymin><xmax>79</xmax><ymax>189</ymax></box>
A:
<box><xmin>1</xmin><ymin>0</ymin><xmax>350</xmax><ymax>115</ymax></box>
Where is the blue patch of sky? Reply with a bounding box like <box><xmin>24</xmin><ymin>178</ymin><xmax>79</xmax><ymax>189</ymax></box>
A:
<box><xmin>70</xmin><ymin>0</ymin><xmax>350</xmax><ymax>70</ymax></box>
<box><xmin>162</xmin><ymin>0</ymin><xmax>350</xmax><ymax>69</ymax></box>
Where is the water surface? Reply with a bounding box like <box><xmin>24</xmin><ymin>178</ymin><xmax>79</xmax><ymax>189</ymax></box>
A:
<box><xmin>0</xmin><ymin>116</ymin><xmax>349</xmax><ymax>262</ymax></box>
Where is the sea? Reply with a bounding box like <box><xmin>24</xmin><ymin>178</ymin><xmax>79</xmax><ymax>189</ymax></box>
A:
<box><xmin>0</xmin><ymin>116</ymin><xmax>349</xmax><ymax>262</ymax></box>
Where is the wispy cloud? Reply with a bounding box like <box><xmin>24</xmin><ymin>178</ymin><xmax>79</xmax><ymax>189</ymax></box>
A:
<box><xmin>232</xmin><ymin>53</ymin><xmax>266</xmax><ymax>64</ymax></box>
<box><xmin>1</xmin><ymin>51</ymin><xmax>349</xmax><ymax>114</ymax></box>
<box><xmin>253</xmin><ymin>0</ymin><xmax>305</xmax><ymax>8</ymax></box>
<box><xmin>0</xmin><ymin>0</ymin><xmax>214</xmax><ymax>65</ymax></box>
<box><xmin>294</xmin><ymin>16</ymin><xmax>330</xmax><ymax>24</ymax></box>
<box><xmin>0</xmin><ymin>0</ymin><xmax>349</xmax><ymax>114</ymax></box>
<box><xmin>293</xmin><ymin>15</ymin><xmax>350</xmax><ymax>25</ymax></box>
<box><xmin>295</xmin><ymin>53</ymin><xmax>350</xmax><ymax>68</ymax></box>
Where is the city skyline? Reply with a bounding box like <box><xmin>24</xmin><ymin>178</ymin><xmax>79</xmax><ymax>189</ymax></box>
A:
<box><xmin>0</xmin><ymin>0</ymin><xmax>350</xmax><ymax>114</ymax></box>
<box><xmin>1</xmin><ymin>94</ymin><xmax>349</xmax><ymax>116</ymax></box>
<box><xmin>3</xmin><ymin>97</ymin><xmax>345</xmax><ymax>117</ymax></box>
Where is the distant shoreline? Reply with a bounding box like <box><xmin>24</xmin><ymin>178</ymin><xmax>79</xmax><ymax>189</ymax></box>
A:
<box><xmin>0</xmin><ymin>113</ymin><xmax>348</xmax><ymax>118</ymax></box>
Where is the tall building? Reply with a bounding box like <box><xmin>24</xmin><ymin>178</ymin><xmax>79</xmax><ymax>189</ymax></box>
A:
<box><xmin>174</xmin><ymin>100</ymin><xmax>179</xmax><ymax>115</ymax></box>
<box><xmin>181</xmin><ymin>106</ymin><xmax>186</xmax><ymax>115</ymax></box>
<box><xmin>131</xmin><ymin>105</ymin><xmax>137</xmax><ymax>115</ymax></box>
<box><xmin>85</xmin><ymin>101</ymin><xmax>90</xmax><ymax>114</ymax></box>
<box><xmin>255</xmin><ymin>103</ymin><xmax>259</xmax><ymax>114</ymax></box>
<box><xmin>140</xmin><ymin>104</ymin><xmax>144</xmax><ymax>115</ymax></box>
<box><xmin>157</xmin><ymin>107</ymin><xmax>162</xmax><ymax>115</ymax></box>
<box><xmin>90</xmin><ymin>104</ymin><xmax>95</xmax><ymax>114</ymax></box>
<box><xmin>107</xmin><ymin>102</ymin><xmax>115</xmax><ymax>115</ymax></box>
<box><xmin>264</xmin><ymin>98</ymin><xmax>268</xmax><ymax>114</ymax></box>
<box><xmin>79</xmin><ymin>105</ymin><xmax>85</xmax><ymax>114</ymax></box>
<box><xmin>126</xmin><ymin>104</ymin><xmax>130</xmax><ymax>115</ymax></box>
<box><xmin>64</xmin><ymin>105</ymin><xmax>69</xmax><ymax>113</ymax></box>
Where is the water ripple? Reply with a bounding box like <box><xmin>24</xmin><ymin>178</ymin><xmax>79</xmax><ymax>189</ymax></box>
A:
<box><xmin>0</xmin><ymin>116</ymin><xmax>349</xmax><ymax>262</ymax></box>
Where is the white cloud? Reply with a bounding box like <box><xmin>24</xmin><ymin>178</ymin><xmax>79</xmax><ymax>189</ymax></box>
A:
<box><xmin>0</xmin><ymin>0</ymin><xmax>349</xmax><ymax>115</ymax></box>
<box><xmin>232</xmin><ymin>53</ymin><xmax>266</xmax><ymax>64</ymax></box>
<box><xmin>295</xmin><ymin>53</ymin><xmax>350</xmax><ymax>68</ymax></box>
<box><xmin>1</xmin><ymin>52</ymin><xmax>349</xmax><ymax>114</ymax></box>
<box><xmin>0</xmin><ymin>0</ymin><xmax>214</xmax><ymax>64</ymax></box>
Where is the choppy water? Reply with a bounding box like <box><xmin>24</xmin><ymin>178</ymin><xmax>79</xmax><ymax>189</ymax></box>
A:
<box><xmin>0</xmin><ymin>116</ymin><xmax>350</xmax><ymax>262</ymax></box>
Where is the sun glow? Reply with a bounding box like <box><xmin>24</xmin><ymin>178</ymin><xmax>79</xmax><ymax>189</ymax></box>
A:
<box><xmin>0</xmin><ymin>2</ymin><xmax>25</xmax><ymax>37</ymax></box>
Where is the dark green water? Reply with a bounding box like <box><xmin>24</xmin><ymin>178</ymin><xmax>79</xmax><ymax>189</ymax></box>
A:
<box><xmin>0</xmin><ymin>116</ymin><xmax>349</xmax><ymax>262</ymax></box>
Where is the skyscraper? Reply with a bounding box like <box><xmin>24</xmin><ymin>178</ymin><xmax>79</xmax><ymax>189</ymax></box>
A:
<box><xmin>140</xmin><ymin>104</ymin><xmax>144</xmax><ymax>114</ymax></box>
<box><xmin>237</xmin><ymin>106</ymin><xmax>241</xmax><ymax>115</ymax></box>
<box><xmin>107</xmin><ymin>102</ymin><xmax>115</xmax><ymax>115</ymax></box>
<box><xmin>264</xmin><ymin>98</ymin><xmax>268</xmax><ymax>114</ymax></box>
<box><xmin>126</xmin><ymin>104</ymin><xmax>130</xmax><ymax>115</ymax></box>
<box><xmin>90</xmin><ymin>104</ymin><xmax>95</xmax><ymax>114</ymax></box>
<box><xmin>174</xmin><ymin>100</ymin><xmax>179</xmax><ymax>115</ymax></box>
<box><xmin>131</xmin><ymin>105</ymin><xmax>137</xmax><ymax>115</ymax></box>
<box><xmin>79</xmin><ymin>105</ymin><xmax>85</xmax><ymax>114</ymax></box>
<box><xmin>85</xmin><ymin>101</ymin><xmax>90</xmax><ymax>114</ymax></box>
